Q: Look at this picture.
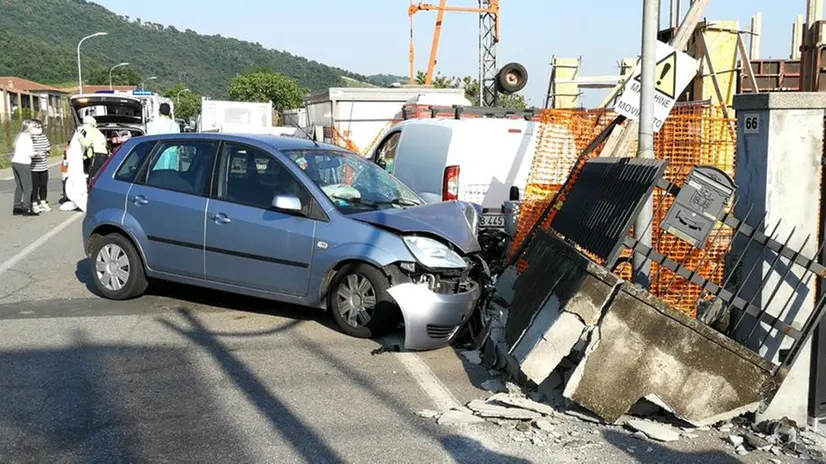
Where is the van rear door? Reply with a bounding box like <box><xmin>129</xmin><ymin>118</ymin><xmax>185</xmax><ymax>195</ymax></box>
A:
<box><xmin>449</xmin><ymin>119</ymin><xmax>537</xmax><ymax>211</ymax></box>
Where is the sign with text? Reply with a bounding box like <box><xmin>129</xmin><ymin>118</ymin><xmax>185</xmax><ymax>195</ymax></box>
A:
<box><xmin>615</xmin><ymin>41</ymin><xmax>699</xmax><ymax>132</ymax></box>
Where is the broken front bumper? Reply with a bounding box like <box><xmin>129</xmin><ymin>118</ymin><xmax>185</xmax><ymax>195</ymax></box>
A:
<box><xmin>387</xmin><ymin>281</ymin><xmax>482</xmax><ymax>351</ymax></box>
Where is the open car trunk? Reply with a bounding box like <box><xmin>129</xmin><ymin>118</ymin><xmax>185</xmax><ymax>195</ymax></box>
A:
<box><xmin>70</xmin><ymin>95</ymin><xmax>146</xmax><ymax>151</ymax></box>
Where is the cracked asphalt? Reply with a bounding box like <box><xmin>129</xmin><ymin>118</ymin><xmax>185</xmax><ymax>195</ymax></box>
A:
<box><xmin>0</xmin><ymin>164</ymin><xmax>798</xmax><ymax>463</ymax></box>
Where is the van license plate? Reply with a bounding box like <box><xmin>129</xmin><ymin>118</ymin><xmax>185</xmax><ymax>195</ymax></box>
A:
<box><xmin>480</xmin><ymin>214</ymin><xmax>505</xmax><ymax>228</ymax></box>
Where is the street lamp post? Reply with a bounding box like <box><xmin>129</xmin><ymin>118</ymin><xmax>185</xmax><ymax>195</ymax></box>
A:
<box><xmin>109</xmin><ymin>62</ymin><xmax>129</xmax><ymax>90</ymax></box>
<box><xmin>141</xmin><ymin>76</ymin><xmax>157</xmax><ymax>90</ymax></box>
<box><xmin>176</xmin><ymin>88</ymin><xmax>191</xmax><ymax>104</ymax></box>
<box><xmin>77</xmin><ymin>32</ymin><xmax>108</xmax><ymax>94</ymax></box>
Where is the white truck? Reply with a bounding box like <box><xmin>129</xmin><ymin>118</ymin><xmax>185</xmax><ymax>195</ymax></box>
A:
<box><xmin>197</xmin><ymin>98</ymin><xmax>274</xmax><ymax>133</ymax></box>
<box><xmin>303</xmin><ymin>87</ymin><xmax>470</xmax><ymax>155</ymax></box>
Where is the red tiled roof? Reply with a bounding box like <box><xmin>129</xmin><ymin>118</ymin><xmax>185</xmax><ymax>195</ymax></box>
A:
<box><xmin>57</xmin><ymin>84</ymin><xmax>138</xmax><ymax>94</ymax></box>
<box><xmin>0</xmin><ymin>77</ymin><xmax>67</xmax><ymax>94</ymax></box>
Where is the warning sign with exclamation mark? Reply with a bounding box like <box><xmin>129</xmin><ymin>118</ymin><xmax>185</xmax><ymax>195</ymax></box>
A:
<box><xmin>616</xmin><ymin>41</ymin><xmax>699</xmax><ymax>132</ymax></box>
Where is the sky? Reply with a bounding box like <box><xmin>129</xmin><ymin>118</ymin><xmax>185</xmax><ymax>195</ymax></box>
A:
<box><xmin>93</xmin><ymin>0</ymin><xmax>803</xmax><ymax>107</ymax></box>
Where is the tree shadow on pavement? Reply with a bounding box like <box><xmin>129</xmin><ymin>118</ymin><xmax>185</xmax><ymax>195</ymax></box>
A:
<box><xmin>602</xmin><ymin>429</ymin><xmax>742</xmax><ymax>464</ymax></box>
<box><xmin>0</xmin><ymin>330</ymin><xmax>257</xmax><ymax>463</ymax></box>
<box><xmin>296</xmin><ymin>334</ymin><xmax>532</xmax><ymax>464</ymax></box>
<box><xmin>158</xmin><ymin>308</ymin><xmax>346</xmax><ymax>463</ymax></box>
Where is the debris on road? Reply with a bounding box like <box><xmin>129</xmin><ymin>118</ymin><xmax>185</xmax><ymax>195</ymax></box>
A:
<box><xmin>466</xmin><ymin>399</ymin><xmax>541</xmax><ymax>420</ymax></box>
<box><xmin>727</xmin><ymin>435</ymin><xmax>744</xmax><ymax>447</ymax></box>
<box><xmin>480</xmin><ymin>379</ymin><xmax>507</xmax><ymax>392</ymax></box>
<box><xmin>534</xmin><ymin>419</ymin><xmax>555</xmax><ymax>431</ymax></box>
<box><xmin>415</xmin><ymin>409</ymin><xmax>440</xmax><ymax>419</ymax></box>
<box><xmin>625</xmin><ymin>419</ymin><xmax>681</xmax><ymax>443</ymax></box>
<box><xmin>436</xmin><ymin>409</ymin><xmax>486</xmax><ymax>425</ymax></box>
<box><xmin>460</xmin><ymin>350</ymin><xmax>482</xmax><ymax>365</ymax></box>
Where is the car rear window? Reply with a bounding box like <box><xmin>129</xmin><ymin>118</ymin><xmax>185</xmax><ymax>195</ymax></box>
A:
<box><xmin>115</xmin><ymin>141</ymin><xmax>156</xmax><ymax>183</ymax></box>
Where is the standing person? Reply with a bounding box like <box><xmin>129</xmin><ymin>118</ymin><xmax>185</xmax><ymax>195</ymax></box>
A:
<box><xmin>77</xmin><ymin>116</ymin><xmax>108</xmax><ymax>179</ymax></box>
<box><xmin>30</xmin><ymin>119</ymin><xmax>52</xmax><ymax>213</ymax></box>
<box><xmin>147</xmin><ymin>103</ymin><xmax>181</xmax><ymax>169</ymax></box>
<box><xmin>11</xmin><ymin>119</ymin><xmax>38</xmax><ymax>216</ymax></box>
<box><xmin>146</xmin><ymin>103</ymin><xmax>180</xmax><ymax>135</ymax></box>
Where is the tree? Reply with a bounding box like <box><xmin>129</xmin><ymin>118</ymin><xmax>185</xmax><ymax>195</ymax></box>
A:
<box><xmin>162</xmin><ymin>83</ymin><xmax>201</xmax><ymax>121</ymax></box>
<box><xmin>227</xmin><ymin>71</ymin><xmax>307</xmax><ymax>112</ymax></box>
<box><xmin>86</xmin><ymin>66</ymin><xmax>143</xmax><ymax>86</ymax></box>
<box><xmin>414</xmin><ymin>70</ymin><xmax>527</xmax><ymax>110</ymax></box>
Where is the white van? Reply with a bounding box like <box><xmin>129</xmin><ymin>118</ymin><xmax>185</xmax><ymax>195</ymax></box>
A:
<box><xmin>368</xmin><ymin>117</ymin><xmax>542</xmax><ymax>229</ymax></box>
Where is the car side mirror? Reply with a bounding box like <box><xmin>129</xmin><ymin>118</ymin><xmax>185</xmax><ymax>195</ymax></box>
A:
<box><xmin>272</xmin><ymin>194</ymin><xmax>302</xmax><ymax>213</ymax></box>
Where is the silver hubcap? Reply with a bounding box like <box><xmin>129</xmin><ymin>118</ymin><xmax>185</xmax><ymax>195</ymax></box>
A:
<box><xmin>336</xmin><ymin>274</ymin><xmax>377</xmax><ymax>328</ymax></box>
<box><xmin>96</xmin><ymin>244</ymin><xmax>130</xmax><ymax>292</ymax></box>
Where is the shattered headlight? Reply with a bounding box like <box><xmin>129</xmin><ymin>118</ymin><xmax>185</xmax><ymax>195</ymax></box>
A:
<box><xmin>403</xmin><ymin>236</ymin><xmax>467</xmax><ymax>269</ymax></box>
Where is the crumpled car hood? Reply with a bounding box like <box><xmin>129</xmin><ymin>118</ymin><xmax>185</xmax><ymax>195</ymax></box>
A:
<box><xmin>350</xmin><ymin>201</ymin><xmax>481</xmax><ymax>254</ymax></box>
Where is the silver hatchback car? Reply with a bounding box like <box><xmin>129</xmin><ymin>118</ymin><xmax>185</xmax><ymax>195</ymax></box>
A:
<box><xmin>82</xmin><ymin>133</ymin><xmax>485</xmax><ymax>350</ymax></box>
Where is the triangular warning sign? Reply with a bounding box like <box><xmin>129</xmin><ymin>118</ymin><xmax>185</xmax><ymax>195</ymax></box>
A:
<box><xmin>634</xmin><ymin>51</ymin><xmax>678</xmax><ymax>99</ymax></box>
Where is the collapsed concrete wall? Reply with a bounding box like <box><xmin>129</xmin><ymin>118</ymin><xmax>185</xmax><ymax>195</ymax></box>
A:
<box><xmin>493</xmin><ymin>231</ymin><xmax>786</xmax><ymax>427</ymax></box>
<box><xmin>564</xmin><ymin>282</ymin><xmax>784</xmax><ymax>427</ymax></box>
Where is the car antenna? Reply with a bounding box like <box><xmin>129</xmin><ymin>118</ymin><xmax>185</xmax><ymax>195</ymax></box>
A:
<box><xmin>287</xmin><ymin>118</ymin><xmax>319</xmax><ymax>147</ymax></box>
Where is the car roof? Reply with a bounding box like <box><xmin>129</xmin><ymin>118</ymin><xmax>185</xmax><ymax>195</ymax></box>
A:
<box><xmin>131</xmin><ymin>132</ymin><xmax>348</xmax><ymax>152</ymax></box>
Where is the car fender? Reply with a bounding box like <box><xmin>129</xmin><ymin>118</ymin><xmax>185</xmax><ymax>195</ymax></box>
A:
<box><xmin>309</xmin><ymin>242</ymin><xmax>416</xmax><ymax>307</ymax></box>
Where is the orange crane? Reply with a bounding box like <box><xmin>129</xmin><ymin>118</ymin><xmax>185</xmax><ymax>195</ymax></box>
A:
<box><xmin>408</xmin><ymin>0</ymin><xmax>501</xmax><ymax>86</ymax></box>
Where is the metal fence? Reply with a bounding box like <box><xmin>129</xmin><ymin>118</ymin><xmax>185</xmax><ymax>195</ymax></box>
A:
<box><xmin>511</xmin><ymin>149</ymin><xmax>826</xmax><ymax>376</ymax></box>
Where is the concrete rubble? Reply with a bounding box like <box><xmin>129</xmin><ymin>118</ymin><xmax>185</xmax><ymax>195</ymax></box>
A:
<box><xmin>478</xmin><ymin>232</ymin><xmax>787</xmax><ymax>431</ymax></box>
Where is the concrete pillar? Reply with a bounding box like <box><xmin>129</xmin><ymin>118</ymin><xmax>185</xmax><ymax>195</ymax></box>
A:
<box><xmin>732</xmin><ymin>92</ymin><xmax>826</xmax><ymax>425</ymax></box>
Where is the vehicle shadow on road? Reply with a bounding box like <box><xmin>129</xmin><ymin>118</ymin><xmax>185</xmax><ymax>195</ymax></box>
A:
<box><xmin>602</xmin><ymin>429</ymin><xmax>742</xmax><ymax>464</ymax></box>
<box><xmin>75</xmin><ymin>258</ymin><xmax>338</xmax><ymax>331</ymax></box>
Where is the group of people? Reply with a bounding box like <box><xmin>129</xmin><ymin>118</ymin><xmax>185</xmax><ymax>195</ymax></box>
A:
<box><xmin>10</xmin><ymin>102</ymin><xmax>179</xmax><ymax>216</ymax></box>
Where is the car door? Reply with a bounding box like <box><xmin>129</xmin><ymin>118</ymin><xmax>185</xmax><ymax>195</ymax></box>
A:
<box><xmin>204</xmin><ymin>142</ymin><xmax>316</xmax><ymax>296</ymax></box>
<box><xmin>126</xmin><ymin>139</ymin><xmax>218</xmax><ymax>278</ymax></box>
<box><xmin>372</xmin><ymin>131</ymin><xmax>401</xmax><ymax>174</ymax></box>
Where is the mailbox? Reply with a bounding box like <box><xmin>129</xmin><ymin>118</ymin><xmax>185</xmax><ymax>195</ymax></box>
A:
<box><xmin>661</xmin><ymin>166</ymin><xmax>736</xmax><ymax>248</ymax></box>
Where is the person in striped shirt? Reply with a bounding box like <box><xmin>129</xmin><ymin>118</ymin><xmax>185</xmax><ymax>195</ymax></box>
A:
<box><xmin>29</xmin><ymin>119</ymin><xmax>52</xmax><ymax>213</ymax></box>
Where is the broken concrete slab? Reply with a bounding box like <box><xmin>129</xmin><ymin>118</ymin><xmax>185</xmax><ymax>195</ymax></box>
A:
<box><xmin>437</xmin><ymin>410</ymin><xmax>486</xmax><ymax>425</ymax></box>
<box><xmin>563</xmin><ymin>281</ymin><xmax>783</xmax><ymax>427</ymax></box>
<box><xmin>534</xmin><ymin>419</ymin><xmax>555</xmax><ymax>431</ymax></box>
<box><xmin>466</xmin><ymin>399</ymin><xmax>542</xmax><ymax>420</ymax></box>
<box><xmin>505</xmin><ymin>235</ymin><xmax>620</xmax><ymax>386</ymax></box>
<box><xmin>487</xmin><ymin>393</ymin><xmax>557</xmax><ymax>416</ymax></box>
<box><xmin>626</xmin><ymin>419</ymin><xmax>681</xmax><ymax>442</ymax></box>
<box><xmin>744</xmin><ymin>433</ymin><xmax>770</xmax><ymax>450</ymax></box>
<box><xmin>563</xmin><ymin>407</ymin><xmax>604</xmax><ymax>424</ymax></box>
<box><xmin>727</xmin><ymin>435</ymin><xmax>744</xmax><ymax>447</ymax></box>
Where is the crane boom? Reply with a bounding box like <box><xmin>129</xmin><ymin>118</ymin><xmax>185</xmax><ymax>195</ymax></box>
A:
<box><xmin>408</xmin><ymin>1</ymin><xmax>500</xmax><ymax>86</ymax></box>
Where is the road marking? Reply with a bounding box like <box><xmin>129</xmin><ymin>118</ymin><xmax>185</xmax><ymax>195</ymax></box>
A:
<box><xmin>0</xmin><ymin>160</ymin><xmax>62</xmax><ymax>181</ymax></box>
<box><xmin>394</xmin><ymin>350</ymin><xmax>505</xmax><ymax>453</ymax></box>
<box><xmin>0</xmin><ymin>213</ymin><xmax>83</xmax><ymax>277</ymax></box>
<box><xmin>395</xmin><ymin>352</ymin><xmax>461</xmax><ymax>411</ymax></box>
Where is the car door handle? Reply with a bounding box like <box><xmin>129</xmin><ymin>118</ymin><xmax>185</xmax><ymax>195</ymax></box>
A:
<box><xmin>209</xmin><ymin>213</ymin><xmax>231</xmax><ymax>224</ymax></box>
<box><xmin>130</xmin><ymin>195</ymin><xmax>149</xmax><ymax>206</ymax></box>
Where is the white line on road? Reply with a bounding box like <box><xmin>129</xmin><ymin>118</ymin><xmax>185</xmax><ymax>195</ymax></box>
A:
<box><xmin>0</xmin><ymin>160</ymin><xmax>62</xmax><ymax>181</ymax></box>
<box><xmin>394</xmin><ymin>350</ymin><xmax>505</xmax><ymax>453</ymax></box>
<box><xmin>0</xmin><ymin>213</ymin><xmax>83</xmax><ymax>277</ymax></box>
<box><xmin>394</xmin><ymin>352</ymin><xmax>461</xmax><ymax>411</ymax></box>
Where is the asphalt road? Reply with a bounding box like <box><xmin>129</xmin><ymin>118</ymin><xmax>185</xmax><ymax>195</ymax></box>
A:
<box><xmin>0</xmin><ymin>164</ymin><xmax>777</xmax><ymax>464</ymax></box>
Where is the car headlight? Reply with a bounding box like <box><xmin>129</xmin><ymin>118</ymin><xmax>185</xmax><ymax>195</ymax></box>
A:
<box><xmin>403</xmin><ymin>236</ymin><xmax>467</xmax><ymax>269</ymax></box>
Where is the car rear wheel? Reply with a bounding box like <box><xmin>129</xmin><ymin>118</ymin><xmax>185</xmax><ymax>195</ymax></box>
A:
<box><xmin>329</xmin><ymin>263</ymin><xmax>398</xmax><ymax>339</ymax></box>
<box><xmin>89</xmin><ymin>233</ymin><xmax>148</xmax><ymax>300</ymax></box>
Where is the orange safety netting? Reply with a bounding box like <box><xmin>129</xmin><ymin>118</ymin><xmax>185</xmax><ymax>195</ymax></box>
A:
<box><xmin>510</xmin><ymin>104</ymin><xmax>736</xmax><ymax>318</ymax></box>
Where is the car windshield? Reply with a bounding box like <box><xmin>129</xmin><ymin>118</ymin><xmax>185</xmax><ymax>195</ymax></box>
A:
<box><xmin>283</xmin><ymin>148</ymin><xmax>424</xmax><ymax>213</ymax></box>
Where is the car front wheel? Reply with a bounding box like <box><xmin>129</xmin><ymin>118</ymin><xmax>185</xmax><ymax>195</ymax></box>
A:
<box><xmin>89</xmin><ymin>233</ymin><xmax>148</xmax><ymax>300</ymax></box>
<box><xmin>329</xmin><ymin>263</ymin><xmax>398</xmax><ymax>339</ymax></box>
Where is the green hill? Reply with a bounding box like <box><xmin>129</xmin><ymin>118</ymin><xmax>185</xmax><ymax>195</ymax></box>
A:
<box><xmin>0</xmin><ymin>0</ymin><xmax>385</xmax><ymax>96</ymax></box>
